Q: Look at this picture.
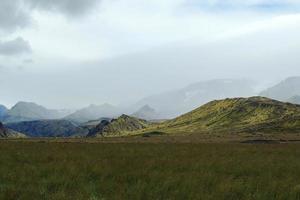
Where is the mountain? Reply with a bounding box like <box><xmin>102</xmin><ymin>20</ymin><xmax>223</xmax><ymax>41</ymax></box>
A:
<box><xmin>260</xmin><ymin>77</ymin><xmax>300</xmax><ymax>101</ymax></box>
<box><xmin>6</xmin><ymin>120</ymin><xmax>88</xmax><ymax>137</ymax></box>
<box><xmin>65</xmin><ymin>103</ymin><xmax>121</xmax><ymax>123</ymax></box>
<box><xmin>143</xmin><ymin>97</ymin><xmax>300</xmax><ymax>135</ymax></box>
<box><xmin>287</xmin><ymin>95</ymin><xmax>300</xmax><ymax>105</ymax></box>
<box><xmin>3</xmin><ymin>102</ymin><xmax>72</xmax><ymax>123</ymax></box>
<box><xmin>131</xmin><ymin>105</ymin><xmax>159</xmax><ymax>120</ymax></box>
<box><xmin>135</xmin><ymin>79</ymin><xmax>255</xmax><ymax>118</ymax></box>
<box><xmin>0</xmin><ymin>122</ymin><xmax>26</xmax><ymax>138</ymax></box>
<box><xmin>0</xmin><ymin>105</ymin><xmax>8</xmax><ymax>118</ymax></box>
<box><xmin>80</xmin><ymin>118</ymin><xmax>112</xmax><ymax>130</ymax></box>
<box><xmin>87</xmin><ymin>114</ymin><xmax>149</xmax><ymax>137</ymax></box>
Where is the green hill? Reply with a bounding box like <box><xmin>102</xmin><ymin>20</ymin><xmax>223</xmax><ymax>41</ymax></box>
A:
<box><xmin>88</xmin><ymin>115</ymin><xmax>150</xmax><ymax>137</ymax></box>
<box><xmin>142</xmin><ymin>97</ymin><xmax>300</xmax><ymax>135</ymax></box>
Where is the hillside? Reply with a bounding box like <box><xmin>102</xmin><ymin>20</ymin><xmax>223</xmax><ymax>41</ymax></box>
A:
<box><xmin>260</xmin><ymin>77</ymin><xmax>300</xmax><ymax>101</ymax></box>
<box><xmin>144</xmin><ymin>97</ymin><xmax>300</xmax><ymax>135</ymax></box>
<box><xmin>0</xmin><ymin>122</ymin><xmax>26</xmax><ymax>138</ymax></box>
<box><xmin>65</xmin><ymin>103</ymin><xmax>121</xmax><ymax>123</ymax></box>
<box><xmin>7</xmin><ymin>120</ymin><xmax>88</xmax><ymax>137</ymax></box>
<box><xmin>88</xmin><ymin>115</ymin><xmax>150</xmax><ymax>137</ymax></box>
<box><xmin>135</xmin><ymin>79</ymin><xmax>255</xmax><ymax>118</ymax></box>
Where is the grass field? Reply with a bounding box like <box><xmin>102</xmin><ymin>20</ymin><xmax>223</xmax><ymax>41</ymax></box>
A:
<box><xmin>1</xmin><ymin>139</ymin><xmax>300</xmax><ymax>199</ymax></box>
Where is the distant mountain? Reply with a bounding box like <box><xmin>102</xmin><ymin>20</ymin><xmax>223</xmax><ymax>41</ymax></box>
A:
<box><xmin>65</xmin><ymin>103</ymin><xmax>121</xmax><ymax>123</ymax></box>
<box><xmin>80</xmin><ymin>117</ymin><xmax>112</xmax><ymax>130</ymax></box>
<box><xmin>260</xmin><ymin>77</ymin><xmax>300</xmax><ymax>101</ymax></box>
<box><xmin>145</xmin><ymin>97</ymin><xmax>300</xmax><ymax>135</ymax></box>
<box><xmin>87</xmin><ymin>114</ymin><xmax>149</xmax><ymax>137</ymax></box>
<box><xmin>7</xmin><ymin>120</ymin><xmax>88</xmax><ymax>137</ymax></box>
<box><xmin>0</xmin><ymin>105</ymin><xmax>8</xmax><ymax>118</ymax></box>
<box><xmin>131</xmin><ymin>105</ymin><xmax>159</xmax><ymax>120</ymax></box>
<box><xmin>135</xmin><ymin>79</ymin><xmax>255</xmax><ymax>118</ymax></box>
<box><xmin>0</xmin><ymin>122</ymin><xmax>26</xmax><ymax>138</ymax></box>
<box><xmin>3</xmin><ymin>102</ymin><xmax>72</xmax><ymax>123</ymax></box>
<box><xmin>287</xmin><ymin>95</ymin><xmax>300</xmax><ymax>105</ymax></box>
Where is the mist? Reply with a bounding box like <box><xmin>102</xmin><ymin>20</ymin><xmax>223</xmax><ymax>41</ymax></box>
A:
<box><xmin>1</xmin><ymin>0</ymin><xmax>300</xmax><ymax>109</ymax></box>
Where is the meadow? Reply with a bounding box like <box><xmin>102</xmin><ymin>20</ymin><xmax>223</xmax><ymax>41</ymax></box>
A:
<box><xmin>1</xmin><ymin>139</ymin><xmax>300</xmax><ymax>200</ymax></box>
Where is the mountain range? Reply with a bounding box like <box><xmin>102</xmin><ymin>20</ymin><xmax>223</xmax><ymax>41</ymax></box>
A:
<box><xmin>2</xmin><ymin>76</ymin><xmax>300</xmax><ymax>138</ymax></box>
<box><xmin>0</xmin><ymin>102</ymin><xmax>73</xmax><ymax>123</ymax></box>
<box><xmin>64</xmin><ymin>103</ymin><xmax>121</xmax><ymax>123</ymax></box>
<box><xmin>6</xmin><ymin>120</ymin><xmax>88</xmax><ymax>138</ymax></box>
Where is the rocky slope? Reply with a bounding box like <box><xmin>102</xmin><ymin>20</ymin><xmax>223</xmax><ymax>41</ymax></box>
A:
<box><xmin>0</xmin><ymin>122</ymin><xmax>26</xmax><ymax>138</ymax></box>
<box><xmin>87</xmin><ymin>115</ymin><xmax>150</xmax><ymax>137</ymax></box>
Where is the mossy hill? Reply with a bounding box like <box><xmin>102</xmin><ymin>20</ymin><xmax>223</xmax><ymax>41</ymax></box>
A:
<box><xmin>142</xmin><ymin>97</ymin><xmax>300</xmax><ymax>135</ymax></box>
<box><xmin>88</xmin><ymin>114</ymin><xmax>150</xmax><ymax>137</ymax></box>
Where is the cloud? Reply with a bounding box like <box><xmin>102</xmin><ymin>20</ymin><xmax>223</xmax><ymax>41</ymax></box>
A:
<box><xmin>0</xmin><ymin>0</ymin><xmax>31</xmax><ymax>32</ymax></box>
<box><xmin>183</xmin><ymin>0</ymin><xmax>300</xmax><ymax>12</ymax></box>
<box><xmin>0</xmin><ymin>0</ymin><xmax>101</xmax><ymax>32</ymax></box>
<box><xmin>27</xmin><ymin>0</ymin><xmax>101</xmax><ymax>17</ymax></box>
<box><xmin>0</xmin><ymin>37</ymin><xmax>32</xmax><ymax>56</ymax></box>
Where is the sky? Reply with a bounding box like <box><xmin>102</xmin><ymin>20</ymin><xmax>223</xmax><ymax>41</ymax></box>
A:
<box><xmin>1</xmin><ymin>0</ymin><xmax>300</xmax><ymax>109</ymax></box>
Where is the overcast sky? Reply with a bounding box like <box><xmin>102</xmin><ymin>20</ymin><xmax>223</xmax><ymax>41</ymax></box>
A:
<box><xmin>1</xmin><ymin>0</ymin><xmax>300</xmax><ymax>109</ymax></box>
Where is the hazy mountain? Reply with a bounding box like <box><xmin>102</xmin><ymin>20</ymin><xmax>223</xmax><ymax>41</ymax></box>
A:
<box><xmin>87</xmin><ymin>114</ymin><xmax>149</xmax><ymax>137</ymax></box>
<box><xmin>0</xmin><ymin>122</ymin><xmax>26</xmax><ymax>138</ymax></box>
<box><xmin>7</xmin><ymin>120</ymin><xmax>88</xmax><ymax>137</ymax></box>
<box><xmin>65</xmin><ymin>103</ymin><xmax>121</xmax><ymax>123</ymax></box>
<box><xmin>131</xmin><ymin>105</ymin><xmax>159</xmax><ymax>120</ymax></box>
<box><xmin>80</xmin><ymin>118</ymin><xmax>112</xmax><ymax>130</ymax></box>
<box><xmin>260</xmin><ymin>77</ymin><xmax>300</xmax><ymax>101</ymax></box>
<box><xmin>0</xmin><ymin>105</ymin><xmax>8</xmax><ymax>118</ymax></box>
<box><xmin>135</xmin><ymin>79</ymin><xmax>256</xmax><ymax>118</ymax></box>
<box><xmin>147</xmin><ymin>97</ymin><xmax>300</xmax><ymax>135</ymax></box>
<box><xmin>287</xmin><ymin>95</ymin><xmax>300</xmax><ymax>105</ymax></box>
<box><xmin>3</xmin><ymin>102</ymin><xmax>72</xmax><ymax>123</ymax></box>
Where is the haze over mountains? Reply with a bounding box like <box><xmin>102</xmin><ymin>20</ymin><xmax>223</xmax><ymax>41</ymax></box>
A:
<box><xmin>2</xmin><ymin>77</ymin><xmax>300</xmax><ymax>138</ymax></box>
<box><xmin>0</xmin><ymin>102</ymin><xmax>73</xmax><ymax>123</ymax></box>
<box><xmin>65</xmin><ymin>103</ymin><xmax>121</xmax><ymax>123</ymax></box>
<box><xmin>135</xmin><ymin>79</ymin><xmax>256</xmax><ymax>118</ymax></box>
<box><xmin>260</xmin><ymin>77</ymin><xmax>300</xmax><ymax>102</ymax></box>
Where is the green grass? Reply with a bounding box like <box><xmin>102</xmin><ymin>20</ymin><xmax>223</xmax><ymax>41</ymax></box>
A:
<box><xmin>1</xmin><ymin>141</ymin><xmax>300</xmax><ymax>199</ymax></box>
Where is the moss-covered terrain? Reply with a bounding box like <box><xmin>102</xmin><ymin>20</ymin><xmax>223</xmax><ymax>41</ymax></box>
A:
<box><xmin>135</xmin><ymin>97</ymin><xmax>300</xmax><ymax>135</ymax></box>
<box><xmin>88</xmin><ymin>114</ymin><xmax>150</xmax><ymax>137</ymax></box>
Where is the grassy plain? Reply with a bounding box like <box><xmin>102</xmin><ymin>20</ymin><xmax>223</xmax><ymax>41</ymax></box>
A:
<box><xmin>1</xmin><ymin>138</ymin><xmax>300</xmax><ymax>199</ymax></box>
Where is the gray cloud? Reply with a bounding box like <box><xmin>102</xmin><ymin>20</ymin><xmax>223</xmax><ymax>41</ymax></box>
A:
<box><xmin>0</xmin><ymin>0</ymin><xmax>101</xmax><ymax>32</ymax></box>
<box><xmin>28</xmin><ymin>0</ymin><xmax>101</xmax><ymax>17</ymax></box>
<box><xmin>0</xmin><ymin>37</ymin><xmax>32</xmax><ymax>56</ymax></box>
<box><xmin>0</xmin><ymin>0</ymin><xmax>31</xmax><ymax>32</ymax></box>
